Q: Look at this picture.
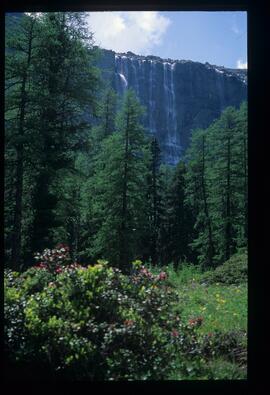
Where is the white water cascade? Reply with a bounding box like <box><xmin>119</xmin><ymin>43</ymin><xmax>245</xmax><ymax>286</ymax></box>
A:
<box><xmin>162</xmin><ymin>61</ymin><xmax>180</xmax><ymax>165</ymax></box>
<box><xmin>115</xmin><ymin>54</ymin><xmax>181</xmax><ymax>165</ymax></box>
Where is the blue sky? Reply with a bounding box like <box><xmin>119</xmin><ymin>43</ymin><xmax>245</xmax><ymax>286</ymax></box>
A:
<box><xmin>86</xmin><ymin>11</ymin><xmax>247</xmax><ymax>69</ymax></box>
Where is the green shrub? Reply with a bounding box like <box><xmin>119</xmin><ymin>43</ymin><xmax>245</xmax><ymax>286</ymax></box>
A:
<box><xmin>200</xmin><ymin>251</ymin><xmax>247</xmax><ymax>285</ymax></box>
<box><xmin>199</xmin><ymin>329</ymin><xmax>247</xmax><ymax>363</ymax></box>
<box><xmin>4</xmin><ymin>260</ymin><xmax>196</xmax><ymax>380</ymax></box>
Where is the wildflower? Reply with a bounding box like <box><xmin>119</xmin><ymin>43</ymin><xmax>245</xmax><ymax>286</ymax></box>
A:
<box><xmin>172</xmin><ymin>329</ymin><xmax>179</xmax><ymax>337</ymax></box>
<box><xmin>56</xmin><ymin>267</ymin><xmax>63</xmax><ymax>274</ymax></box>
<box><xmin>188</xmin><ymin>316</ymin><xmax>203</xmax><ymax>327</ymax></box>
<box><xmin>158</xmin><ymin>272</ymin><xmax>167</xmax><ymax>281</ymax></box>
<box><xmin>124</xmin><ymin>319</ymin><xmax>134</xmax><ymax>327</ymax></box>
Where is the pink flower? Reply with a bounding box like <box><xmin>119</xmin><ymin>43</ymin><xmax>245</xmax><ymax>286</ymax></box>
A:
<box><xmin>158</xmin><ymin>272</ymin><xmax>167</xmax><ymax>281</ymax></box>
<box><xmin>188</xmin><ymin>316</ymin><xmax>203</xmax><ymax>327</ymax></box>
<box><xmin>172</xmin><ymin>329</ymin><xmax>179</xmax><ymax>337</ymax></box>
<box><xmin>124</xmin><ymin>319</ymin><xmax>134</xmax><ymax>327</ymax></box>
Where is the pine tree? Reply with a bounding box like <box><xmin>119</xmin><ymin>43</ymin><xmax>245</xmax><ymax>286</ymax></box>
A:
<box><xmin>27</xmin><ymin>12</ymin><xmax>100</xmax><ymax>256</ymax></box>
<box><xmin>185</xmin><ymin>129</ymin><xmax>216</xmax><ymax>267</ymax></box>
<box><xmin>165</xmin><ymin>161</ymin><xmax>195</xmax><ymax>266</ymax></box>
<box><xmin>146</xmin><ymin>137</ymin><xmax>162</xmax><ymax>265</ymax></box>
<box><xmin>5</xmin><ymin>13</ymin><xmax>40</xmax><ymax>268</ymax></box>
<box><xmin>207</xmin><ymin>105</ymin><xmax>247</xmax><ymax>261</ymax></box>
<box><xmin>185</xmin><ymin>104</ymin><xmax>247</xmax><ymax>267</ymax></box>
<box><xmin>5</xmin><ymin>12</ymin><xmax>100</xmax><ymax>267</ymax></box>
<box><xmin>90</xmin><ymin>89</ymin><xmax>147</xmax><ymax>272</ymax></box>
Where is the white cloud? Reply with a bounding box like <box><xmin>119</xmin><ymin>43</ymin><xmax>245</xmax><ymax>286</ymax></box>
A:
<box><xmin>236</xmin><ymin>59</ymin><xmax>247</xmax><ymax>69</ymax></box>
<box><xmin>86</xmin><ymin>11</ymin><xmax>171</xmax><ymax>55</ymax></box>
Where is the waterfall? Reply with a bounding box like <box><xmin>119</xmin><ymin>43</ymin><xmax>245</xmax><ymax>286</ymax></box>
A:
<box><xmin>110</xmin><ymin>50</ymin><xmax>247</xmax><ymax>165</ymax></box>
<box><xmin>171</xmin><ymin>63</ymin><xmax>177</xmax><ymax>146</ymax></box>
<box><xmin>131</xmin><ymin>58</ymin><xmax>139</xmax><ymax>96</ymax></box>
<box><xmin>149</xmin><ymin>60</ymin><xmax>155</xmax><ymax>134</ymax></box>
<box><xmin>114</xmin><ymin>53</ymin><xmax>181</xmax><ymax>165</ymax></box>
<box><xmin>115</xmin><ymin>55</ymin><xmax>128</xmax><ymax>92</ymax></box>
<box><xmin>163</xmin><ymin>61</ymin><xmax>180</xmax><ymax>165</ymax></box>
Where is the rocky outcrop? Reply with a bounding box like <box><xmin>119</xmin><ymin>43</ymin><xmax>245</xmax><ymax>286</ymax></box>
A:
<box><xmin>98</xmin><ymin>49</ymin><xmax>247</xmax><ymax>165</ymax></box>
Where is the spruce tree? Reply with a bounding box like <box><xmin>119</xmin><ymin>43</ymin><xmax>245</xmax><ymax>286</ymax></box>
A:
<box><xmin>90</xmin><ymin>89</ymin><xmax>147</xmax><ymax>272</ymax></box>
<box><xmin>5</xmin><ymin>13</ymin><xmax>40</xmax><ymax>268</ymax></box>
<box><xmin>165</xmin><ymin>161</ymin><xmax>195</xmax><ymax>266</ymax></box>
<box><xmin>146</xmin><ymin>137</ymin><xmax>162</xmax><ymax>265</ymax></box>
<box><xmin>185</xmin><ymin>129</ymin><xmax>216</xmax><ymax>267</ymax></box>
<box><xmin>5</xmin><ymin>12</ymin><xmax>100</xmax><ymax>267</ymax></box>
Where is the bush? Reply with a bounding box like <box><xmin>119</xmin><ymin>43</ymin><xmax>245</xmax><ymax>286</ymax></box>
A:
<box><xmin>200</xmin><ymin>251</ymin><xmax>247</xmax><ymax>285</ymax></box>
<box><xmin>199</xmin><ymin>329</ymin><xmax>247</xmax><ymax>363</ymax></box>
<box><xmin>4</xmin><ymin>253</ymin><xmax>197</xmax><ymax>380</ymax></box>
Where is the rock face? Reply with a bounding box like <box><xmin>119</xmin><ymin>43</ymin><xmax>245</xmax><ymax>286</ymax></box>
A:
<box><xmin>97</xmin><ymin>49</ymin><xmax>247</xmax><ymax>165</ymax></box>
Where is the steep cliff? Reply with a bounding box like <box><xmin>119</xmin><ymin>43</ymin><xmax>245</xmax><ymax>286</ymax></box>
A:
<box><xmin>98</xmin><ymin>49</ymin><xmax>247</xmax><ymax>165</ymax></box>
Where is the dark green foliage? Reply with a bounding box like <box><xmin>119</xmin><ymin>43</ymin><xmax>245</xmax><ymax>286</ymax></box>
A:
<box><xmin>185</xmin><ymin>104</ymin><xmax>247</xmax><ymax>268</ymax></box>
<box><xmin>144</xmin><ymin>137</ymin><xmax>163</xmax><ymax>265</ymax></box>
<box><xmin>199</xmin><ymin>329</ymin><xmax>247</xmax><ymax>364</ymax></box>
<box><xmin>89</xmin><ymin>89</ymin><xmax>148</xmax><ymax>271</ymax></box>
<box><xmin>5</xmin><ymin>12</ymin><xmax>100</xmax><ymax>269</ymax></box>
<box><xmin>200</xmin><ymin>251</ymin><xmax>247</xmax><ymax>285</ymax></box>
<box><xmin>164</xmin><ymin>161</ymin><xmax>195</xmax><ymax>266</ymax></box>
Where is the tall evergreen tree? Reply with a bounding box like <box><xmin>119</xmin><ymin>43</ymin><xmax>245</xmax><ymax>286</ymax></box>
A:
<box><xmin>207</xmin><ymin>106</ymin><xmax>247</xmax><ymax>261</ymax></box>
<box><xmin>146</xmin><ymin>137</ymin><xmax>162</xmax><ymax>265</ymax></box>
<box><xmin>5</xmin><ymin>13</ymin><xmax>40</xmax><ymax>268</ymax></box>
<box><xmin>30</xmin><ymin>12</ymin><xmax>99</xmax><ymax>255</ymax></box>
<box><xmin>90</xmin><ymin>89</ymin><xmax>147</xmax><ymax>272</ymax></box>
<box><xmin>165</xmin><ymin>161</ymin><xmax>195</xmax><ymax>266</ymax></box>
<box><xmin>185</xmin><ymin>104</ymin><xmax>247</xmax><ymax>267</ymax></box>
<box><xmin>185</xmin><ymin>129</ymin><xmax>216</xmax><ymax>267</ymax></box>
<box><xmin>5</xmin><ymin>12</ymin><xmax>100</xmax><ymax>267</ymax></box>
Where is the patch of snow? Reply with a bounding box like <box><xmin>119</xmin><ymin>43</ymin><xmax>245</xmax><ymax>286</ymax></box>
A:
<box><xmin>215</xmin><ymin>68</ymin><xmax>224</xmax><ymax>74</ymax></box>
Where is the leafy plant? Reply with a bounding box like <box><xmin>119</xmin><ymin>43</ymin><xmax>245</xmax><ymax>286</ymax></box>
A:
<box><xmin>200</xmin><ymin>251</ymin><xmax>247</xmax><ymax>285</ymax></box>
<box><xmin>4</xmin><ymin>259</ymin><xmax>197</xmax><ymax>380</ymax></box>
